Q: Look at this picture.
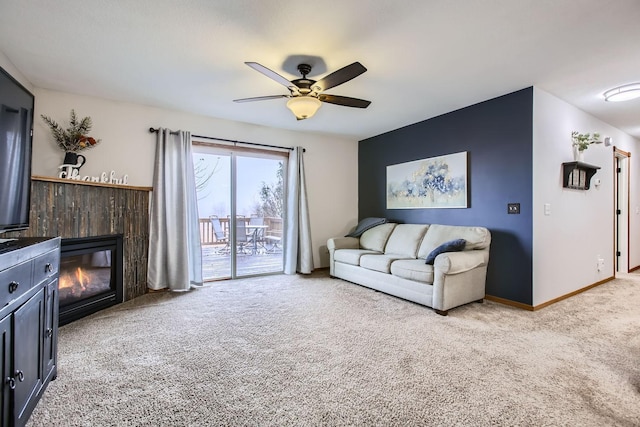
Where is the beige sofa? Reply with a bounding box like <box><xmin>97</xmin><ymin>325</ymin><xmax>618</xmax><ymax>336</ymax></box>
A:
<box><xmin>327</xmin><ymin>223</ymin><xmax>491</xmax><ymax>315</ymax></box>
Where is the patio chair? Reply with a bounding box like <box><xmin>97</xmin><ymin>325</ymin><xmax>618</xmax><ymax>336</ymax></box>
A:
<box><xmin>209</xmin><ymin>215</ymin><xmax>230</xmax><ymax>254</ymax></box>
<box><xmin>248</xmin><ymin>216</ymin><xmax>266</xmax><ymax>252</ymax></box>
<box><xmin>236</xmin><ymin>216</ymin><xmax>250</xmax><ymax>254</ymax></box>
<box><xmin>264</xmin><ymin>234</ymin><xmax>282</xmax><ymax>253</ymax></box>
<box><xmin>263</xmin><ymin>217</ymin><xmax>282</xmax><ymax>253</ymax></box>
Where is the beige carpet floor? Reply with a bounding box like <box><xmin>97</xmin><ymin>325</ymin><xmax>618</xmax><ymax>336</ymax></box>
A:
<box><xmin>27</xmin><ymin>270</ymin><xmax>640</xmax><ymax>426</ymax></box>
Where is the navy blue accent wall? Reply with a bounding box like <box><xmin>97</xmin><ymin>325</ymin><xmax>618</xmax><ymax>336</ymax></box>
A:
<box><xmin>359</xmin><ymin>88</ymin><xmax>533</xmax><ymax>304</ymax></box>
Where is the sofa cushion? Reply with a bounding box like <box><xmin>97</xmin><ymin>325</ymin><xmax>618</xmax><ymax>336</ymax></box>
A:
<box><xmin>390</xmin><ymin>259</ymin><xmax>434</xmax><ymax>284</ymax></box>
<box><xmin>384</xmin><ymin>224</ymin><xmax>430</xmax><ymax>258</ymax></box>
<box><xmin>334</xmin><ymin>249</ymin><xmax>380</xmax><ymax>266</ymax></box>
<box><xmin>418</xmin><ymin>224</ymin><xmax>491</xmax><ymax>258</ymax></box>
<box><xmin>345</xmin><ymin>217</ymin><xmax>388</xmax><ymax>237</ymax></box>
<box><xmin>425</xmin><ymin>239</ymin><xmax>466</xmax><ymax>265</ymax></box>
<box><xmin>360</xmin><ymin>254</ymin><xmax>410</xmax><ymax>273</ymax></box>
<box><xmin>360</xmin><ymin>223</ymin><xmax>397</xmax><ymax>252</ymax></box>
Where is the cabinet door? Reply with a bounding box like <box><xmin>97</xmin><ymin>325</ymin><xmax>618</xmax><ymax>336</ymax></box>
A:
<box><xmin>43</xmin><ymin>279</ymin><xmax>58</xmax><ymax>382</ymax></box>
<box><xmin>13</xmin><ymin>290</ymin><xmax>45</xmax><ymax>426</ymax></box>
<box><xmin>0</xmin><ymin>314</ymin><xmax>11</xmax><ymax>427</ymax></box>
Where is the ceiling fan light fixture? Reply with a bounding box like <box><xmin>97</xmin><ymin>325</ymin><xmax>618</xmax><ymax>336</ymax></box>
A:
<box><xmin>603</xmin><ymin>83</ymin><xmax>640</xmax><ymax>102</ymax></box>
<box><xmin>286</xmin><ymin>96</ymin><xmax>322</xmax><ymax>120</ymax></box>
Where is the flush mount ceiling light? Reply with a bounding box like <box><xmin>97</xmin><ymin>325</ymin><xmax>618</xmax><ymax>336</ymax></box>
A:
<box><xmin>603</xmin><ymin>83</ymin><xmax>640</xmax><ymax>102</ymax></box>
<box><xmin>286</xmin><ymin>96</ymin><xmax>322</xmax><ymax>120</ymax></box>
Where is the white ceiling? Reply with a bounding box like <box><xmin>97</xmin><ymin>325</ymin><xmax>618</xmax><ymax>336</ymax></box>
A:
<box><xmin>1</xmin><ymin>0</ymin><xmax>639</xmax><ymax>140</ymax></box>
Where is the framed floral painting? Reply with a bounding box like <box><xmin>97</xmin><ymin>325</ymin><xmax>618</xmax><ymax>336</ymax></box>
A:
<box><xmin>386</xmin><ymin>151</ymin><xmax>468</xmax><ymax>209</ymax></box>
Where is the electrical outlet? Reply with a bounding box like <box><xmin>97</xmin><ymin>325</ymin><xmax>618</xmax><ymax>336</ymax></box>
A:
<box><xmin>597</xmin><ymin>256</ymin><xmax>605</xmax><ymax>272</ymax></box>
<box><xmin>507</xmin><ymin>203</ymin><xmax>520</xmax><ymax>214</ymax></box>
<box><xmin>544</xmin><ymin>203</ymin><xmax>551</xmax><ymax>216</ymax></box>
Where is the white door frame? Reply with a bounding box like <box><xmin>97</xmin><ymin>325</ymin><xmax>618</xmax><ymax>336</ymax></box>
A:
<box><xmin>614</xmin><ymin>147</ymin><xmax>630</xmax><ymax>275</ymax></box>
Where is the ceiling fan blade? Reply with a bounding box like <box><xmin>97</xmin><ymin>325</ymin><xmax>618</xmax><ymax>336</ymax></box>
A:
<box><xmin>318</xmin><ymin>94</ymin><xmax>371</xmax><ymax>108</ymax></box>
<box><xmin>233</xmin><ymin>95</ymin><xmax>289</xmax><ymax>103</ymax></box>
<box><xmin>245</xmin><ymin>62</ymin><xmax>297</xmax><ymax>92</ymax></box>
<box><xmin>313</xmin><ymin>62</ymin><xmax>367</xmax><ymax>92</ymax></box>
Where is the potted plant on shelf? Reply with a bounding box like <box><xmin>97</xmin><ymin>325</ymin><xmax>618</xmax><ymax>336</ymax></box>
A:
<box><xmin>41</xmin><ymin>109</ymin><xmax>101</xmax><ymax>173</ymax></box>
<box><xmin>571</xmin><ymin>131</ymin><xmax>601</xmax><ymax>162</ymax></box>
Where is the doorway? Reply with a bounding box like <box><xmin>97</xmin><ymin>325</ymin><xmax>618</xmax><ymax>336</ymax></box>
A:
<box><xmin>614</xmin><ymin>147</ymin><xmax>630</xmax><ymax>274</ymax></box>
<box><xmin>193</xmin><ymin>144</ymin><xmax>286</xmax><ymax>280</ymax></box>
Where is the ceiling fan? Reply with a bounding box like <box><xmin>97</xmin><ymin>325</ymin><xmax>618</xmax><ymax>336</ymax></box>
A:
<box><xmin>234</xmin><ymin>61</ymin><xmax>371</xmax><ymax>120</ymax></box>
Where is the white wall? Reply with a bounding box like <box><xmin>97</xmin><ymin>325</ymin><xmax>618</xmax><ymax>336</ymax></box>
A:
<box><xmin>532</xmin><ymin>88</ymin><xmax>640</xmax><ymax>306</ymax></box>
<box><xmin>0</xmin><ymin>50</ymin><xmax>33</xmax><ymax>93</ymax></box>
<box><xmin>32</xmin><ymin>89</ymin><xmax>359</xmax><ymax>269</ymax></box>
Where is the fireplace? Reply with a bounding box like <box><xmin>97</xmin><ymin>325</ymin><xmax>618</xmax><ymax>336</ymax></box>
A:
<box><xmin>59</xmin><ymin>235</ymin><xmax>124</xmax><ymax>326</ymax></box>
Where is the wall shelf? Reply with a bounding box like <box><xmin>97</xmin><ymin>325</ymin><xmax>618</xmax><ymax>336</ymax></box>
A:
<box><xmin>562</xmin><ymin>161</ymin><xmax>600</xmax><ymax>190</ymax></box>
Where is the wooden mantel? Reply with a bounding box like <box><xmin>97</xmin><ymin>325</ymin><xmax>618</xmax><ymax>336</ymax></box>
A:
<box><xmin>32</xmin><ymin>175</ymin><xmax>153</xmax><ymax>192</ymax></box>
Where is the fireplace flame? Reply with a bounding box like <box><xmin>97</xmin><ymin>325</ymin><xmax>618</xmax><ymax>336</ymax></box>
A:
<box><xmin>76</xmin><ymin>267</ymin><xmax>87</xmax><ymax>290</ymax></box>
<box><xmin>58</xmin><ymin>248</ymin><xmax>115</xmax><ymax>309</ymax></box>
<box><xmin>59</xmin><ymin>267</ymin><xmax>99</xmax><ymax>296</ymax></box>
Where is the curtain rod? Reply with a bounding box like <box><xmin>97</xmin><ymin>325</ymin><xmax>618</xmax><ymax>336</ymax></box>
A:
<box><xmin>148</xmin><ymin>127</ymin><xmax>304</xmax><ymax>152</ymax></box>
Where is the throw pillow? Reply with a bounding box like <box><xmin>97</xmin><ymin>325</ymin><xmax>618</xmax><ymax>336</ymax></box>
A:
<box><xmin>345</xmin><ymin>217</ymin><xmax>388</xmax><ymax>237</ymax></box>
<box><xmin>425</xmin><ymin>239</ymin><xmax>466</xmax><ymax>265</ymax></box>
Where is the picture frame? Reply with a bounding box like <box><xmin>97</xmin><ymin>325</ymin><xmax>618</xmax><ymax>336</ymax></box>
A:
<box><xmin>386</xmin><ymin>151</ymin><xmax>468</xmax><ymax>209</ymax></box>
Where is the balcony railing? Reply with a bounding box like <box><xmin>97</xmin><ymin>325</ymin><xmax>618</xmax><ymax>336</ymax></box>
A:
<box><xmin>198</xmin><ymin>216</ymin><xmax>283</xmax><ymax>246</ymax></box>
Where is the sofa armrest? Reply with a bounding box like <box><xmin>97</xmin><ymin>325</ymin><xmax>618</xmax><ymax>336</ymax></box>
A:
<box><xmin>327</xmin><ymin>237</ymin><xmax>360</xmax><ymax>251</ymax></box>
<box><xmin>434</xmin><ymin>250</ymin><xmax>487</xmax><ymax>275</ymax></box>
<box><xmin>431</xmin><ymin>249</ymin><xmax>489</xmax><ymax>312</ymax></box>
<box><xmin>327</xmin><ymin>237</ymin><xmax>360</xmax><ymax>276</ymax></box>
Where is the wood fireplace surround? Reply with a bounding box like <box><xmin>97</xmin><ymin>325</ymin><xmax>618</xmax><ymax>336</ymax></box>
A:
<box><xmin>5</xmin><ymin>176</ymin><xmax>151</xmax><ymax>302</ymax></box>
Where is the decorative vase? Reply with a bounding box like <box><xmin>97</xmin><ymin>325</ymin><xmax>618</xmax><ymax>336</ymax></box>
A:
<box><xmin>63</xmin><ymin>151</ymin><xmax>86</xmax><ymax>170</ymax></box>
<box><xmin>60</xmin><ymin>151</ymin><xmax>87</xmax><ymax>178</ymax></box>
<box><xmin>573</xmin><ymin>147</ymin><xmax>584</xmax><ymax>162</ymax></box>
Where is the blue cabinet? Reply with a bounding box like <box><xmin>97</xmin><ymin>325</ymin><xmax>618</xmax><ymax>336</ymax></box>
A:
<box><xmin>0</xmin><ymin>238</ymin><xmax>60</xmax><ymax>427</ymax></box>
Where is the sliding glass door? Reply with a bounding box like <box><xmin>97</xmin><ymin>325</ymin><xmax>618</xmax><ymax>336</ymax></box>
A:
<box><xmin>193</xmin><ymin>144</ymin><xmax>285</xmax><ymax>280</ymax></box>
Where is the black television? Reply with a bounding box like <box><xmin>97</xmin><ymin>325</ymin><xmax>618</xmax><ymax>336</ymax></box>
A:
<box><xmin>0</xmin><ymin>65</ymin><xmax>34</xmax><ymax>235</ymax></box>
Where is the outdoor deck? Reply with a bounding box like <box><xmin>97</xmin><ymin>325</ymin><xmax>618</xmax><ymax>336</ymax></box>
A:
<box><xmin>202</xmin><ymin>244</ymin><xmax>283</xmax><ymax>280</ymax></box>
<box><xmin>199</xmin><ymin>217</ymin><xmax>284</xmax><ymax>280</ymax></box>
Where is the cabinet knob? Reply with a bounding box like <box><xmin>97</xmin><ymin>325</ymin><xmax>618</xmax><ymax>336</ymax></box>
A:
<box><xmin>5</xmin><ymin>377</ymin><xmax>15</xmax><ymax>390</ymax></box>
<box><xmin>45</xmin><ymin>263</ymin><xmax>53</xmax><ymax>273</ymax></box>
<box><xmin>8</xmin><ymin>281</ymin><xmax>19</xmax><ymax>293</ymax></box>
<box><xmin>15</xmin><ymin>370</ymin><xmax>24</xmax><ymax>382</ymax></box>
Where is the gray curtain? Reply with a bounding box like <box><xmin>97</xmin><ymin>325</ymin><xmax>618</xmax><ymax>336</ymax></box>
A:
<box><xmin>148</xmin><ymin>129</ymin><xmax>203</xmax><ymax>291</ymax></box>
<box><xmin>284</xmin><ymin>147</ymin><xmax>313</xmax><ymax>274</ymax></box>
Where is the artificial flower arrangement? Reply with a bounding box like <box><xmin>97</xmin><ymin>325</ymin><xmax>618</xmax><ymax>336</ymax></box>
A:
<box><xmin>571</xmin><ymin>131</ymin><xmax>601</xmax><ymax>151</ymax></box>
<box><xmin>41</xmin><ymin>109</ymin><xmax>101</xmax><ymax>152</ymax></box>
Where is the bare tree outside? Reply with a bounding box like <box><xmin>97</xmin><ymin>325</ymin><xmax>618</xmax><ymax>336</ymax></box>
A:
<box><xmin>257</xmin><ymin>161</ymin><xmax>284</xmax><ymax>218</ymax></box>
<box><xmin>193</xmin><ymin>156</ymin><xmax>220</xmax><ymax>201</ymax></box>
